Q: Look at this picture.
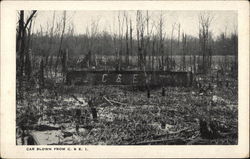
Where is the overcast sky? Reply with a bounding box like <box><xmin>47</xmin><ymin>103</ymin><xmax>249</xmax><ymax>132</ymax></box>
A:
<box><xmin>27</xmin><ymin>10</ymin><xmax>237</xmax><ymax>39</ymax></box>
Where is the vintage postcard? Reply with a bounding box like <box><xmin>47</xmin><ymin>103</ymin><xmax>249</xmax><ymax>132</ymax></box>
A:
<box><xmin>1</xmin><ymin>0</ymin><xmax>249</xmax><ymax>158</ymax></box>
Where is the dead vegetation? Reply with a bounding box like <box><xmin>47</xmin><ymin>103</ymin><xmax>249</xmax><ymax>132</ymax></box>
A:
<box><xmin>16</xmin><ymin>76</ymin><xmax>238</xmax><ymax>145</ymax></box>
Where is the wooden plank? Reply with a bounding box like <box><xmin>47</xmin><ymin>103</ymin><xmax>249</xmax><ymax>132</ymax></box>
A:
<box><xmin>30</xmin><ymin>131</ymin><xmax>60</xmax><ymax>145</ymax></box>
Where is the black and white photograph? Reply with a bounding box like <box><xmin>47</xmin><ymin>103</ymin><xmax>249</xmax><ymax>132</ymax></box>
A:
<box><xmin>15</xmin><ymin>10</ymin><xmax>239</xmax><ymax>145</ymax></box>
<box><xmin>1</xmin><ymin>1</ymin><xmax>249</xmax><ymax>158</ymax></box>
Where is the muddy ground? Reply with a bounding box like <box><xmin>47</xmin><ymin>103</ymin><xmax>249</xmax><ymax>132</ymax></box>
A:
<box><xmin>16</xmin><ymin>77</ymin><xmax>238</xmax><ymax>145</ymax></box>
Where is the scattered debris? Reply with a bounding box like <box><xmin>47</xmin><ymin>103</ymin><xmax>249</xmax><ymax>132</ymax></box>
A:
<box><xmin>16</xmin><ymin>79</ymin><xmax>238</xmax><ymax>145</ymax></box>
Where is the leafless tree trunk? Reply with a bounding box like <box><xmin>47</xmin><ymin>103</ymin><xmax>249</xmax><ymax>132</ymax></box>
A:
<box><xmin>170</xmin><ymin>23</ymin><xmax>176</xmax><ymax>70</ymax></box>
<box><xmin>118</xmin><ymin>13</ymin><xmax>121</xmax><ymax>70</ymax></box>
<box><xmin>177</xmin><ymin>23</ymin><xmax>180</xmax><ymax>48</ymax></box>
<box><xmin>55</xmin><ymin>11</ymin><xmax>66</xmax><ymax>77</ymax></box>
<box><xmin>129</xmin><ymin>18</ymin><xmax>133</xmax><ymax>68</ymax></box>
<box><xmin>124</xmin><ymin>12</ymin><xmax>129</xmax><ymax>67</ymax></box>
<box><xmin>193</xmin><ymin>55</ymin><xmax>196</xmax><ymax>74</ymax></box>
<box><xmin>145</xmin><ymin>11</ymin><xmax>151</xmax><ymax>70</ymax></box>
<box><xmin>48</xmin><ymin>11</ymin><xmax>56</xmax><ymax>77</ymax></box>
<box><xmin>39</xmin><ymin>59</ymin><xmax>44</xmax><ymax>93</ymax></box>
<box><xmin>117</xmin><ymin>12</ymin><xmax>125</xmax><ymax>70</ymax></box>
<box><xmin>24</xmin><ymin>19</ymin><xmax>33</xmax><ymax>79</ymax></box>
<box><xmin>136</xmin><ymin>11</ymin><xmax>144</xmax><ymax>70</ymax></box>
<box><xmin>159</xmin><ymin>12</ymin><xmax>164</xmax><ymax>70</ymax></box>
<box><xmin>232</xmin><ymin>30</ymin><xmax>238</xmax><ymax>77</ymax></box>
<box><xmin>61</xmin><ymin>49</ymin><xmax>68</xmax><ymax>77</ymax></box>
<box><xmin>17</xmin><ymin>11</ymin><xmax>25</xmax><ymax>101</ymax></box>
<box><xmin>152</xmin><ymin>36</ymin><xmax>156</xmax><ymax>70</ymax></box>
<box><xmin>223</xmin><ymin>28</ymin><xmax>228</xmax><ymax>72</ymax></box>
<box><xmin>198</xmin><ymin>12</ymin><xmax>213</xmax><ymax>74</ymax></box>
<box><xmin>182</xmin><ymin>33</ymin><xmax>187</xmax><ymax>71</ymax></box>
<box><xmin>17</xmin><ymin>10</ymin><xmax>37</xmax><ymax>101</ymax></box>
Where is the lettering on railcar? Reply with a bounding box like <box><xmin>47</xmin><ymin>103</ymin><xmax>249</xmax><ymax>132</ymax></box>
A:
<box><xmin>133</xmin><ymin>74</ymin><xmax>138</xmax><ymax>84</ymax></box>
<box><xmin>102</xmin><ymin>74</ymin><xmax>108</xmax><ymax>83</ymax></box>
<box><xmin>66</xmin><ymin>71</ymin><xmax>192</xmax><ymax>86</ymax></box>
<box><xmin>116</xmin><ymin>74</ymin><xmax>122</xmax><ymax>83</ymax></box>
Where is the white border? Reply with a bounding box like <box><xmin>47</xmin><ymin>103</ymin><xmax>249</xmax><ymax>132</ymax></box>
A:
<box><xmin>1</xmin><ymin>1</ymin><xmax>249</xmax><ymax>158</ymax></box>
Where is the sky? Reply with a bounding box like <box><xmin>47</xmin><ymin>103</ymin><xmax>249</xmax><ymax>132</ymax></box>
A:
<box><xmin>26</xmin><ymin>10</ymin><xmax>237</xmax><ymax>39</ymax></box>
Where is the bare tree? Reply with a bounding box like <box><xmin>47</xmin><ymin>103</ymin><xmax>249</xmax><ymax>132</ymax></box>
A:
<box><xmin>124</xmin><ymin>12</ymin><xmax>129</xmax><ymax>67</ymax></box>
<box><xmin>117</xmin><ymin>12</ymin><xmax>125</xmax><ymax>70</ymax></box>
<box><xmin>170</xmin><ymin>22</ymin><xmax>176</xmax><ymax>70</ymax></box>
<box><xmin>158</xmin><ymin>12</ymin><xmax>165</xmax><ymax>70</ymax></box>
<box><xmin>17</xmin><ymin>10</ymin><xmax>37</xmax><ymax>101</ymax></box>
<box><xmin>151</xmin><ymin>35</ymin><xmax>157</xmax><ymax>70</ymax></box>
<box><xmin>129</xmin><ymin>18</ymin><xmax>133</xmax><ymax>68</ymax></box>
<box><xmin>177</xmin><ymin>23</ymin><xmax>181</xmax><ymax>48</ymax></box>
<box><xmin>145</xmin><ymin>11</ymin><xmax>150</xmax><ymax>70</ymax></box>
<box><xmin>232</xmin><ymin>26</ymin><xmax>238</xmax><ymax>76</ymax></box>
<box><xmin>17</xmin><ymin>10</ymin><xmax>37</xmax><ymax>77</ymax></box>
<box><xmin>182</xmin><ymin>32</ymin><xmax>187</xmax><ymax>71</ymax></box>
<box><xmin>136</xmin><ymin>11</ymin><xmax>145</xmax><ymax>70</ymax></box>
<box><xmin>55</xmin><ymin>11</ymin><xmax>67</xmax><ymax>77</ymax></box>
<box><xmin>198</xmin><ymin>12</ymin><xmax>213</xmax><ymax>73</ymax></box>
<box><xmin>24</xmin><ymin>18</ymin><xmax>33</xmax><ymax>79</ymax></box>
<box><xmin>47</xmin><ymin>11</ymin><xmax>56</xmax><ymax>77</ymax></box>
<box><xmin>223</xmin><ymin>26</ymin><xmax>228</xmax><ymax>71</ymax></box>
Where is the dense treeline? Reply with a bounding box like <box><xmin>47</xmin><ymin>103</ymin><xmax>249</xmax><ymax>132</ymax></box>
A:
<box><xmin>30</xmin><ymin>32</ymin><xmax>237</xmax><ymax>57</ymax></box>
